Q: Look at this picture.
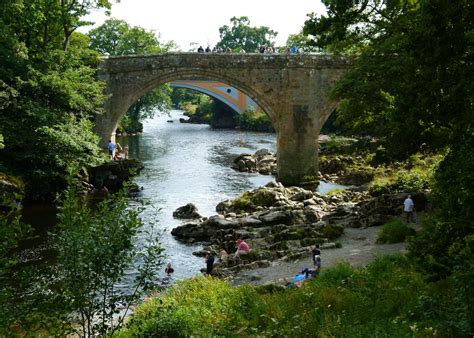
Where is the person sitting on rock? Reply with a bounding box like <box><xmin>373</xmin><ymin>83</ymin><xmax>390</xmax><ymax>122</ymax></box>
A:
<box><xmin>234</xmin><ymin>239</ymin><xmax>250</xmax><ymax>258</ymax></box>
<box><xmin>219</xmin><ymin>247</ymin><xmax>229</xmax><ymax>265</ymax></box>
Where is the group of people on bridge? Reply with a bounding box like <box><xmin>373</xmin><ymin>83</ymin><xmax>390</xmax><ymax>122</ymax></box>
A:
<box><xmin>196</xmin><ymin>44</ymin><xmax>303</xmax><ymax>55</ymax></box>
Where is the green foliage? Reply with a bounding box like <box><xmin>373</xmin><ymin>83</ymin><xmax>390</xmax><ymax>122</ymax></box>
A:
<box><xmin>89</xmin><ymin>19</ymin><xmax>175</xmax><ymax>133</ymax></box>
<box><xmin>119</xmin><ymin>255</ymin><xmax>474</xmax><ymax>336</ymax></box>
<box><xmin>171</xmin><ymin>87</ymin><xmax>204</xmax><ymax>107</ymax></box>
<box><xmin>370</xmin><ymin>168</ymin><xmax>433</xmax><ymax>196</ymax></box>
<box><xmin>216</xmin><ymin>16</ymin><xmax>277</xmax><ymax>53</ymax></box>
<box><xmin>304</xmin><ymin>0</ymin><xmax>473</xmax><ymax>159</ymax></box>
<box><xmin>320</xmin><ymin>224</ymin><xmax>344</xmax><ymax>240</ymax></box>
<box><xmin>0</xmin><ymin>1</ymin><xmax>112</xmax><ymax>197</ymax></box>
<box><xmin>376</xmin><ymin>219</ymin><xmax>416</xmax><ymax>244</ymax></box>
<box><xmin>232</xmin><ymin>192</ymin><xmax>253</xmax><ymax>212</ymax></box>
<box><xmin>285</xmin><ymin>31</ymin><xmax>321</xmax><ymax>53</ymax></box>
<box><xmin>250</xmin><ymin>188</ymin><xmax>278</xmax><ymax>207</ymax></box>
<box><xmin>326</xmin><ymin>188</ymin><xmax>345</xmax><ymax>196</ymax></box>
<box><xmin>409</xmin><ymin>134</ymin><xmax>474</xmax><ymax>281</ymax></box>
<box><xmin>237</xmin><ymin>109</ymin><xmax>274</xmax><ymax>132</ymax></box>
<box><xmin>45</xmin><ymin>186</ymin><xmax>164</xmax><ymax>336</ymax></box>
<box><xmin>321</xmin><ymin>135</ymin><xmax>358</xmax><ymax>153</ymax></box>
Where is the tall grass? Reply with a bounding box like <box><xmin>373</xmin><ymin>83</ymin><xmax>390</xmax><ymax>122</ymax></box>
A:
<box><xmin>118</xmin><ymin>255</ymin><xmax>470</xmax><ymax>336</ymax></box>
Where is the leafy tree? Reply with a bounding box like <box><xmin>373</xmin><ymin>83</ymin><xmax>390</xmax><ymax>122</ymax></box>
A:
<box><xmin>89</xmin><ymin>19</ymin><xmax>175</xmax><ymax>133</ymax></box>
<box><xmin>216</xmin><ymin>16</ymin><xmax>277</xmax><ymax>52</ymax></box>
<box><xmin>303</xmin><ymin>0</ymin><xmax>473</xmax><ymax>158</ymax></box>
<box><xmin>285</xmin><ymin>31</ymin><xmax>321</xmax><ymax>53</ymax></box>
<box><xmin>304</xmin><ymin>0</ymin><xmax>474</xmax><ymax>282</ymax></box>
<box><xmin>49</xmin><ymin>186</ymin><xmax>164</xmax><ymax>336</ymax></box>
<box><xmin>0</xmin><ymin>0</ymin><xmax>111</xmax><ymax>196</ymax></box>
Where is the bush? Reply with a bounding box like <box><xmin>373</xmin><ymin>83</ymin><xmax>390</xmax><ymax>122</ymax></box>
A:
<box><xmin>119</xmin><ymin>255</ymin><xmax>474</xmax><ymax>336</ymax></box>
<box><xmin>376</xmin><ymin>219</ymin><xmax>416</xmax><ymax>244</ymax></box>
<box><xmin>321</xmin><ymin>224</ymin><xmax>344</xmax><ymax>240</ymax></box>
<box><xmin>370</xmin><ymin>168</ymin><xmax>433</xmax><ymax>196</ymax></box>
<box><xmin>232</xmin><ymin>192</ymin><xmax>253</xmax><ymax>211</ymax></box>
<box><xmin>238</xmin><ymin>109</ymin><xmax>274</xmax><ymax>132</ymax></box>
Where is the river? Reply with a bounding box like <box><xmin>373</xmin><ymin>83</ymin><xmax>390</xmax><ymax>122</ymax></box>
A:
<box><xmin>115</xmin><ymin>110</ymin><xmax>344</xmax><ymax>283</ymax></box>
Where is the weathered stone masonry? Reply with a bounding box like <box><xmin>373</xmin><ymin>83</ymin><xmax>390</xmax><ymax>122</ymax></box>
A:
<box><xmin>96</xmin><ymin>53</ymin><xmax>350</xmax><ymax>187</ymax></box>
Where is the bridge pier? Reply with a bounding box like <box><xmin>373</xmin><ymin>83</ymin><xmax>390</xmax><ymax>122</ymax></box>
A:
<box><xmin>275</xmin><ymin>105</ymin><xmax>321</xmax><ymax>188</ymax></box>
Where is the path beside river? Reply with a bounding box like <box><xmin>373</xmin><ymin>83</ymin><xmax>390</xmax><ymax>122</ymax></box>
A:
<box><xmin>234</xmin><ymin>215</ymin><xmax>423</xmax><ymax>286</ymax></box>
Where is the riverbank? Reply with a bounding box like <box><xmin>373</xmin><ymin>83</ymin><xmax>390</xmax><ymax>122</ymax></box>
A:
<box><xmin>233</xmin><ymin>216</ymin><xmax>422</xmax><ymax>285</ymax></box>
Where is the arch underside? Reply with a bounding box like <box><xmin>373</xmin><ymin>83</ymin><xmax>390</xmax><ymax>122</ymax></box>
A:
<box><xmin>169</xmin><ymin>81</ymin><xmax>258</xmax><ymax>114</ymax></box>
<box><xmin>135</xmin><ymin>70</ymin><xmax>276</xmax><ymax>122</ymax></box>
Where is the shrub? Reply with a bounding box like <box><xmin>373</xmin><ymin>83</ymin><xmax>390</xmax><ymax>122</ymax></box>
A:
<box><xmin>119</xmin><ymin>255</ymin><xmax>474</xmax><ymax>336</ymax></box>
<box><xmin>321</xmin><ymin>224</ymin><xmax>344</xmax><ymax>240</ymax></box>
<box><xmin>238</xmin><ymin>109</ymin><xmax>274</xmax><ymax>132</ymax></box>
<box><xmin>250</xmin><ymin>188</ymin><xmax>277</xmax><ymax>207</ymax></box>
<box><xmin>326</xmin><ymin>188</ymin><xmax>346</xmax><ymax>196</ymax></box>
<box><xmin>232</xmin><ymin>192</ymin><xmax>253</xmax><ymax>211</ymax></box>
<box><xmin>376</xmin><ymin>219</ymin><xmax>416</xmax><ymax>244</ymax></box>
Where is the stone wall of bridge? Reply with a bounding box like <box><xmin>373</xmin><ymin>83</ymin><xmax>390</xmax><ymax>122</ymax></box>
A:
<box><xmin>96</xmin><ymin>53</ymin><xmax>350</xmax><ymax>187</ymax></box>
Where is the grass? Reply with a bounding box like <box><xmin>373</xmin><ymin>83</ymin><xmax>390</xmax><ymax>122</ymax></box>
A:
<box><xmin>376</xmin><ymin>219</ymin><xmax>416</xmax><ymax>244</ymax></box>
<box><xmin>326</xmin><ymin>188</ymin><xmax>346</xmax><ymax>196</ymax></box>
<box><xmin>118</xmin><ymin>254</ymin><xmax>471</xmax><ymax>336</ymax></box>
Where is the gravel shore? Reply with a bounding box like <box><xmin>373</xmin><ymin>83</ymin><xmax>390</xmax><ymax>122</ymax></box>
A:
<box><xmin>233</xmin><ymin>218</ymin><xmax>420</xmax><ymax>286</ymax></box>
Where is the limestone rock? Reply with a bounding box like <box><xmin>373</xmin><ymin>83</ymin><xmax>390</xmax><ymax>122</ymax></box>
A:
<box><xmin>173</xmin><ymin>203</ymin><xmax>202</xmax><ymax>219</ymax></box>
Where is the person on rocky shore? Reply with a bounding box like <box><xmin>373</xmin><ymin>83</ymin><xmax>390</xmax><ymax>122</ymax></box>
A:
<box><xmin>218</xmin><ymin>248</ymin><xmax>229</xmax><ymax>265</ymax></box>
<box><xmin>234</xmin><ymin>239</ymin><xmax>250</xmax><ymax>258</ymax></box>
<box><xmin>205</xmin><ymin>252</ymin><xmax>215</xmax><ymax>275</ymax></box>
<box><xmin>312</xmin><ymin>244</ymin><xmax>321</xmax><ymax>274</ymax></box>
<box><xmin>108</xmin><ymin>140</ymin><xmax>116</xmax><ymax>160</ymax></box>
<box><xmin>124</xmin><ymin>144</ymin><xmax>129</xmax><ymax>159</ymax></box>
<box><xmin>403</xmin><ymin>194</ymin><xmax>415</xmax><ymax>223</ymax></box>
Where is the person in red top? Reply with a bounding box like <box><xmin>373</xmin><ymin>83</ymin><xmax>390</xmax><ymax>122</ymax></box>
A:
<box><xmin>234</xmin><ymin>239</ymin><xmax>250</xmax><ymax>258</ymax></box>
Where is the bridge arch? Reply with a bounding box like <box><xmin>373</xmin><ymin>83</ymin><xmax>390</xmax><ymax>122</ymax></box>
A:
<box><xmin>96</xmin><ymin>53</ymin><xmax>350</xmax><ymax>187</ymax></box>
<box><xmin>169</xmin><ymin>81</ymin><xmax>260</xmax><ymax>114</ymax></box>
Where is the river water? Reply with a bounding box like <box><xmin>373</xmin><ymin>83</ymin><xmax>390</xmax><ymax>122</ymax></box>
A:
<box><xmin>115</xmin><ymin>110</ymin><xmax>343</xmax><ymax>283</ymax></box>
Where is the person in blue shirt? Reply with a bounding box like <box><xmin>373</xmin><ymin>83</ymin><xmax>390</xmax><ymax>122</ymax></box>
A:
<box><xmin>108</xmin><ymin>140</ymin><xmax>116</xmax><ymax>160</ymax></box>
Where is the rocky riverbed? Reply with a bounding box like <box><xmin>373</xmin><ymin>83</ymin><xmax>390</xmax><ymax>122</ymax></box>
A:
<box><xmin>230</xmin><ymin>149</ymin><xmax>375</xmax><ymax>186</ymax></box>
<box><xmin>171</xmin><ymin>182</ymin><xmax>428</xmax><ymax>279</ymax></box>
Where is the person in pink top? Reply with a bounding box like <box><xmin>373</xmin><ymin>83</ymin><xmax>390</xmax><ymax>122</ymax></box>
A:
<box><xmin>234</xmin><ymin>239</ymin><xmax>250</xmax><ymax>258</ymax></box>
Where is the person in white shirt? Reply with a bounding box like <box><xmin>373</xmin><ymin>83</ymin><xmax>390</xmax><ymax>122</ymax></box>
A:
<box><xmin>403</xmin><ymin>195</ymin><xmax>415</xmax><ymax>223</ymax></box>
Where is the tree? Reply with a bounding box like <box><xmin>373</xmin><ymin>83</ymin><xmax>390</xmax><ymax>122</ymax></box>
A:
<box><xmin>285</xmin><ymin>31</ymin><xmax>321</xmax><ymax>53</ymax></box>
<box><xmin>303</xmin><ymin>0</ymin><xmax>473</xmax><ymax>158</ymax></box>
<box><xmin>216</xmin><ymin>16</ymin><xmax>277</xmax><ymax>52</ymax></box>
<box><xmin>89</xmin><ymin>19</ymin><xmax>176</xmax><ymax>132</ymax></box>
<box><xmin>50</xmin><ymin>186</ymin><xmax>164</xmax><ymax>336</ymax></box>
<box><xmin>303</xmin><ymin>0</ymin><xmax>474</xmax><ymax>282</ymax></box>
<box><xmin>0</xmin><ymin>0</ymin><xmax>111</xmax><ymax>197</ymax></box>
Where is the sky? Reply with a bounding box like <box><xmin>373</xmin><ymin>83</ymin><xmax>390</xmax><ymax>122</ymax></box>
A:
<box><xmin>80</xmin><ymin>0</ymin><xmax>326</xmax><ymax>50</ymax></box>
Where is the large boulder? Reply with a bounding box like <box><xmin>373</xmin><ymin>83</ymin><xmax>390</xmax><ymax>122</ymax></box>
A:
<box><xmin>173</xmin><ymin>203</ymin><xmax>202</xmax><ymax>219</ymax></box>
<box><xmin>231</xmin><ymin>149</ymin><xmax>277</xmax><ymax>175</ymax></box>
<box><xmin>88</xmin><ymin>159</ymin><xmax>144</xmax><ymax>192</ymax></box>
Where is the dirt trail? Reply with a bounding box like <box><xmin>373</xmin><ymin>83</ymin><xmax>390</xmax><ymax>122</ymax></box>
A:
<box><xmin>233</xmin><ymin>217</ymin><xmax>421</xmax><ymax>286</ymax></box>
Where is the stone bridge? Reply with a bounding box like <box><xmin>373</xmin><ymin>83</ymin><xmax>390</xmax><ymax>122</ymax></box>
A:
<box><xmin>96</xmin><ymin>53</ymin><xmax>350</xmax><ymax>187</ymax></box>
